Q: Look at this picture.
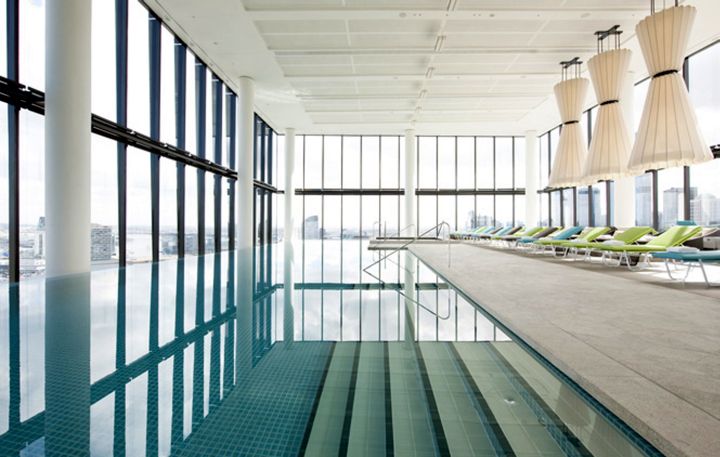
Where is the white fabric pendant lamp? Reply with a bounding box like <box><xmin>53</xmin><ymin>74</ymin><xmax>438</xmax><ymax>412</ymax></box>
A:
<box><xmin>584</xmin><ymin>27</ymin><xmax>636</xmax><ymax>184</ymax></box>
<box><xmin>549</xmin><ymin>58</ymin><xmax>590</xmax><ymax>189</ymax></box>
<box><xmin>628</xmin><ymin>1</ymin><xmax>712</xmax><ymax>172</ymax></box>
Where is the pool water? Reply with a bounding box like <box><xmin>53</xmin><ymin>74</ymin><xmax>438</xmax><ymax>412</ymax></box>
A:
<box><xmin>0</xmin><ymin>242</ymin><xmax>660</xmax><ymax>456</ymax></box>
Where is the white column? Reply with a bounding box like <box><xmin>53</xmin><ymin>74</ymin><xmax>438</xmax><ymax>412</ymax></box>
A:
<box><xmin>614</xmin><ymin>70</ymin><xmax>636</xmax><ymax>227</ymax></box>
<box><xmin>404</xmin><ymin>129</ymin><xmax>416</xmax><ymax>235</ymax></box>
<box><xmin>524</xmin><ymin>130</ymin><xmax>539</xmax><ymax>226</ymax></box>
<box><xmin>283</xmin><ymin>128</ymin><xmax>296</xmax><ymax>344</ymax></box>
<box><xmin>236</xmin><ymin>77</ymin><xmax>254</xmax><ymax>377</ymax></box>
<box><xmin>45</xmin><ymin>0</ymin><xmax>91</xmax><ymax>278</ymax></box>
<box><xmin>44</xmin><ymin>2</ymin><xmax>92</xmax><ymax>455</ymax></box>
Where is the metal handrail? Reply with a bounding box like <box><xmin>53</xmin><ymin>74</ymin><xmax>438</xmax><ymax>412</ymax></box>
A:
<box><xmin>363</xmin><ymin>221</ymin><xmax>453</xmax><ymax>320</ymax></box>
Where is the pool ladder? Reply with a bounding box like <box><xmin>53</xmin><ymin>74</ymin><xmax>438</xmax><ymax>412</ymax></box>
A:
<box><xmin>363</xmin><ymin>221</ymin><xmax>453</xmax><ymax>320</ymax></box>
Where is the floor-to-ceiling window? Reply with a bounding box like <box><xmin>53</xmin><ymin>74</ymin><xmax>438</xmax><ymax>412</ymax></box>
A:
<box><xmin>0</xmin><ymin>0</ymin><xmax>248</xmax><ymax>281</ymax></box>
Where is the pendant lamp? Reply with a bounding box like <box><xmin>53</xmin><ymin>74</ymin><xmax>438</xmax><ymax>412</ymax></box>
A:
<box><xmin>584</xmin><ymin>26</ymin><xmax>636</xmax><ymax>183</ymax></box>
<box><xmin>628</xmin><ymin>1</ymin><xmax>712</xmax><ymax>172</ymax></box>
<box><xmin>549</xmin><ymin>58</ymin><xmax>590</xmax><ymax>189</ymax></box>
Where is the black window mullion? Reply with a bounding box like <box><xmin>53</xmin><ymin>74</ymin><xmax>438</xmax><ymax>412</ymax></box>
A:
<box><xmin>7</xmin><ymin>0</ymin><xmax>19</xmax><ymax>281</ymax></box>
<box><xmin>175</xmin><ymin>39</ymin><xmax>186</xmax><ymax>258</ymax></box>
<box><xmin>213</xmin><ymin>78</ymin><xmax>222</xmax><ymax>253</ymax></box>
<box><xmin>228</xmin><ymin>94</ymin><xmax>236</xmax><ymax>251</ymax></box>
<box><xmin>149</xmin><ymin>14</ymin><xmax>161</xmax><ymax>262</ymax></box>
<box><xmin>651</xmin><ymin>170</ymin><xmax>659</xmax><ymax>230</ymax></box>
<box><xmin>116</xmin><ymin>0</ymin><xmax>129</xmax><ymax>268</ymax></box>
<box><xmin>196</xmin><ymin>60</ymin><xmax>206</xmax><ymax>255</ymax></box>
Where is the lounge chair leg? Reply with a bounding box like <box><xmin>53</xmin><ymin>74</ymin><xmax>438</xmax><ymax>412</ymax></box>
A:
<box><xmin>699</xmin><ymin>260</ymin><xmax>711</xmax><ymax>288</ymax></box>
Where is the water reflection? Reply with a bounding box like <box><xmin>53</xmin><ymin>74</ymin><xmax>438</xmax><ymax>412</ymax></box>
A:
<box><xmin>0</xmin><ymin>244</ymin><xmax>654</xmax><ymax>456</ymax></box>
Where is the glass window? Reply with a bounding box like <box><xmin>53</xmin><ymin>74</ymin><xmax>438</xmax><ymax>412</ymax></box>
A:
<box><xmin>185</xmin><ymin>51</ymin><xmax>197</xmax><ymax>154</ymax></box>
<box><xmin>323</xmin><ymin>136</ymin><xmax>341</xmax><ymax>188</ymax></box>
<box><xmin>689</xmin><ymin>43</ymin><xmax>720</xmax><ymax>145</ymax></box>
<box><xmin>438</xmin><ymin>195</ymin><xmax>455</xmax><ymax>231</ymax></box>
<box><xmin>539</xmin><ymin>192</ymin><xmax>549</xmax><ymax>225</ymax></box>
<box><xmin>19</xmin><ymin>110</ymin><xmax>44</xmax><ymax>279</ymax></box>
<box><xmin>19</xmin><ymin>0</ymin><xmax>45</xmax><ymax>89</ymax></box>
<box><xmin>457</xmin><ymin>195</ymin><xmax>475</xmax><ymax>231</ymax></box>
<box><xmin>323</xmin><ymin>196</ymin><xmax>341</xmax><ymax>282</ymax></box>
<box><xmin>593</xmin><ymin>184</ymin><xmax>608</xmax><ymax>226</ymax></box>
<box><xmin>577</xmin><ymin>187</ymin><xmax>589</xmax><ymax>226</ymax></box>
<box><xmin>495</xmin><ymin>138</ymin><xmax>513</xmax><ymax>189</ymax></box>
<box><xmin>127</xmin><ymin>147</ymin><xmax>151</xmax><ymax>262</ymax></box>
<box><xmin>205</xmin><ymin>174</ymin><xmax>215</xmax><ymax>252</ymax></box>
<box><xmin>495</xmin><ymin>195</ymin><xmax>513</xmax><ymax>226</ymax></box>
<box><xmin>635</xmin><ymin>173</ymin><xmax>653</xmax><ymax>227</ymax></box>
<box><xmin>549</xmin><ymin>128</ymin><xmax>560</xmax><ymax>171</ymax></box>
<box><xmin>551</xmin><ymin>191</ymin><xmax>561</xmax><ymax>226</ymax></box>
<box><xmin>160</xmin><ymin>158</ymin><xmax>177</xmax><ymax>259</ymax></box>
<box><xmin>539</xmin><ymin>135</ymin><xmax>549</xmax><ymax>189</ymax></box>
<box><xmin>380</xmin><ymin>136</ymin><xmax>399</xmax><ymax>189</ymax></box>
<box><xmin>658</xmin><ymin>167</ymin><xmax>684</xmax><ymax>230</ymax></box>
<box><xmin>0</xmin><ymin>106</ymin><xmax>6</xmax><ymax>281</ymax></box>
<box><xmin>342</xmin><ymin>195</ymin><xmax>360</xmax><ymax>283</ymax></box>
<box><xmin>437</xmin><ymin>137</ymin><xmax>455</xmax><ymax>189</ymax></box>
<box><xmin>476</xmin><ymin>137</ymin><xmax>493</xmax><ymax>188</ymax></box>
<box><xmin>476</xmin><ymin>196</ymin><xmax>493</xmax><ymax>226</ymax></box>
<box><xmin>562</xmin><ymin>188</ymin><xmax>574</xmax><ymax>226</ymax></box>
<box><xmin>0</xmin><ymin>0</ymin><xmax>6</xmax><ymax>76</ymax></box>
<box><xmin>91</xmin><ymin>0</ymin><xmax>116</xmax><ymax>121</ymax></box>
<box><xmin>91</xmin><ymin>136</ymin><xmax>118</xmax><ymax>265</ymax></box>
<box><xmin>457</xmin><ymin>137</ymin><xmax>474</xmax><ymax>189</ymax></box>
<box><xmin>690</xmin><ymin>159</ymin><xmax>720</xmax><ymax>226</ymax></box>
<box><xmin>514</xmin><ymin>195</ymin><xmax>525</xmax><ymax>226</ymax></box>
<box><xmin>380</xmin><ymin>195</ymin><xmax>399</xmax><ymax>237</ymax></box>
<box><xmin>304</xmin><ymin>135</ymin><xmax>322</xmax><ymax>188</ymax></box>
<box><xmin>185</xmin><ymin>166</ymin><xmax>198</xmax><ymax>255</ymax></box>
<box><xmin>417</xmin><ymin>195</ymin><xmax>436</xmax><ymax>235</ymax></box>
<box><xmin>418</xmin><ymin>137</ymin><xmax>436</xmax><ymax>189</ymax></box>
<box><xmin>633</xmin><ymin>79</ymin><xmax>650</xmax><ymax>134</ymax></box>
<box><xmin>342</xmin><ymin>136</ymin><xmax>360</xmax><ymax>188</ymax></box>
<box><xmin>221</xmin><ymin>178</ymin><xmax>230</xmax><ymax>250</ymax></box>
<box><xmin>160</xmin><ymin>26</ymin><xmax>176</xmax><ymax>145</ymax></box>
<box><xmin>127</xmin><ymin>0</ymin><xmax>150</xmax><ymax>134</ymax></box>
<box><xmin>361</xmin><ymin>136</ymin><xmax>380</xmax><ymax>189</ymax></box>
<box><xmin>514</xmin><ymin>138</ymin><xmax>525</xmax><ymax>189</ymax></box>
<box><xmin>206</xmin><ymin>73</ymin><xmax>214</xmax><ymax>163</ymax></box>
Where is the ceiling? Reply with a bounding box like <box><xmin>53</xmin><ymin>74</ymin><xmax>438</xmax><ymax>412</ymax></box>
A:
<box><xmin>144</xmin><ymin>0</ymin><xmax>717</xmax><ymax>136</ymax></box>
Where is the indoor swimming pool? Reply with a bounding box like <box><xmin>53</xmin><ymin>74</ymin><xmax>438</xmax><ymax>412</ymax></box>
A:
<box><xmin>0</xmin><ymin>242</ymin><xmax>661</xmax><ymax>456</ymax></box>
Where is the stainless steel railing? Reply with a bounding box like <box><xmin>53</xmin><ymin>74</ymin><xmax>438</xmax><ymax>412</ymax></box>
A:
<box><xmin>363</xmin><ymin>221</ymin><xmax>453</xmax><ymax>320</ymax></box>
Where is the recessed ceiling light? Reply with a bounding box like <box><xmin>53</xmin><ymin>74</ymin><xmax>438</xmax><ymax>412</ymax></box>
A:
<box><xmin>399</xmin><ymin>12</ymin><xmax>407</xmax><ymax>18</ymax></box>
<box><xmin>581</xmin><ymin>13</ymin><xmax>590</xmax><ymax>18</ymax></box>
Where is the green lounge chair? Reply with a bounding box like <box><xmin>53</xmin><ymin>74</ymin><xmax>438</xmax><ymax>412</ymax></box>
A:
<box><xmin>513</xmin><ymin>227</ymin><xmax>562</xmax><ymax>248</ymax></box>
<box><xmin>558</xmin><ymin>226</ymin><xmax>652</xmax><ymax>260</ymax></box>
<box><xmin>540</xmin><ymin>226</ymin><xmax>612</xmax><ymax>255</ymax></box>
<box><xmin>595</xmin><ymin>225</ymin><xmax>703</xmax><ymax>269</ymax></box>
<box><xmin>499</xmin><ymin>226</ymin><xmax>543</xmax><ymax>242</ymax></box>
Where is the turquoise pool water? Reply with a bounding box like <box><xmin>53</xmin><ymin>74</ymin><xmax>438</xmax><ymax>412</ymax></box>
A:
<box><xmin>0</xmin><ymin>242</ymin><xmax>661</xmax><ymax>456</ymax></box>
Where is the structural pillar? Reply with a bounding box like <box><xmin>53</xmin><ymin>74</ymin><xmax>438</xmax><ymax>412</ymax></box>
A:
<box><xmin>236</xmin><ymin>77</ymin><xmax>254</xmax><ymax>379</ymax></box>
<box><xmin>283</xmin><ymin>128</ymin><xmax>296</xmax><ymax>345</ymax></box>
<box><xmin>404</xmin><ymin>129</ymin><xmax>417</xmax><ymax>235</ymax></box>
<box><xmin>614</xmin><ymin>70</ymin><xmax>636</xmax><ymax>227</ymax></box>
<box><xmin>44</xmin><ymin>1</ymin><xmax>92</xmax><ymax>455</ymax></box>
<box><xmin>524</xmin><ymin>130</ymin><xmax>539</xmax><ymax>226</ymax></box>
<box><xmin>46</xmin><ymin>0</ymin><xmax>92</xmax><ymax>277</ymax></box>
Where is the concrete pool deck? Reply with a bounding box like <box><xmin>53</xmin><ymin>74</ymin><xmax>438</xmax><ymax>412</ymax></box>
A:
<box><xmin>410</xmin><ymin>243</ymin><xmax>720</xmax><ymax>457</ymax></box>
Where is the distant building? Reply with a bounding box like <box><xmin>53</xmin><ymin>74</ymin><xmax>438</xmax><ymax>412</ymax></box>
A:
<box><xmin>304</xmin><ymin>215</ymin><xmax>320</xmax><ymax>239</ymax></box>
<box><xmin>34</xmin><ymin>217</ymin><xmax>46</xmax><ymax>258</ymax></box>
<box><xmin>691</xmin><ymin>193</ymin><xmax>720</xmax><ymax>226</ymax></box>
<box><xmin>91</xmin><ymin>225</ymin><xmax>114</xmax><ymax>261</ymax></box>
<box><xmin>635</xmin><ymin>175</ymin><xmax>652</xmax><ymax>226</ymax></box>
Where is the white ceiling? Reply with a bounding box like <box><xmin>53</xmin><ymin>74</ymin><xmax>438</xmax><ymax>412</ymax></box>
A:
<box><xmin>145</xmin><ymin>0</ymin><xmax>718</xmax><ymax>136</ymax></box>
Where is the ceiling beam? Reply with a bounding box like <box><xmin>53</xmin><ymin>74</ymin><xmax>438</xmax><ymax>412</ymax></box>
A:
<box><xmin>247</xmin><ymin>9</ymin><xmax>649</xmax><ymax>22</ymax></box>
<box><xmin>286</xmin><ymin>73</ymin><xmax>558</xmax><ymax>81</ymax></box>
<box><xmin>273</xmin><ymin>47</ymin><xmax>598</xmax><ymax>56</ymax></box>
<box><xmin>299</xmin><ymin>94</ymin><xmax>546</xmax><ymax>101</ymax></box>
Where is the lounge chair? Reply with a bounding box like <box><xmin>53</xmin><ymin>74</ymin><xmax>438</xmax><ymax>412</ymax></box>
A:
<box><xmin>530</xmin><ymin>226</ymin><xmax>585</xmax><ymax>254</ymax></box>
<box><xmin>497</xmin><ymin>226</ymin><xmax>543</xmax><ymax>242</ymax></box>
<box><xmin>512</xmin><ymin>227</ymin><xmax>562</xmax><ymax>248</ymax></box>
<box><xmin>559</xmin><ymin>226</ymin><xmax>652</xmax><ymax>260</ymax></box>
<box><xmin>539</xmin><ymin>226</ymin><xmax>612</xmax><ymax>256</ymax></box>
<box><xmin>594</xmin><ymin>225</ymin><xmax>703</xmax><ymax>270</ymax></box>
<box><xmin>475</xmin><ymin>225</ymin><xmax>517</xmax><ymax>240</ymax></box>
<box><xmin>652</xmin><ymin>249</ymin><xmax>720</xmax><ymax>287</ymax></box>
<box><xmin>451</xmin><ymin>225</ymin><xmax>487</xmax><ymax>239</ymax></box>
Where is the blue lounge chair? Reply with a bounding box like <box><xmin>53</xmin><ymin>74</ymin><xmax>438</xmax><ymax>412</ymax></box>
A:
<box><xmin>652</xmin><ymin>249</ymin><xmax>720</xmax><ymax>287</ymax></box>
